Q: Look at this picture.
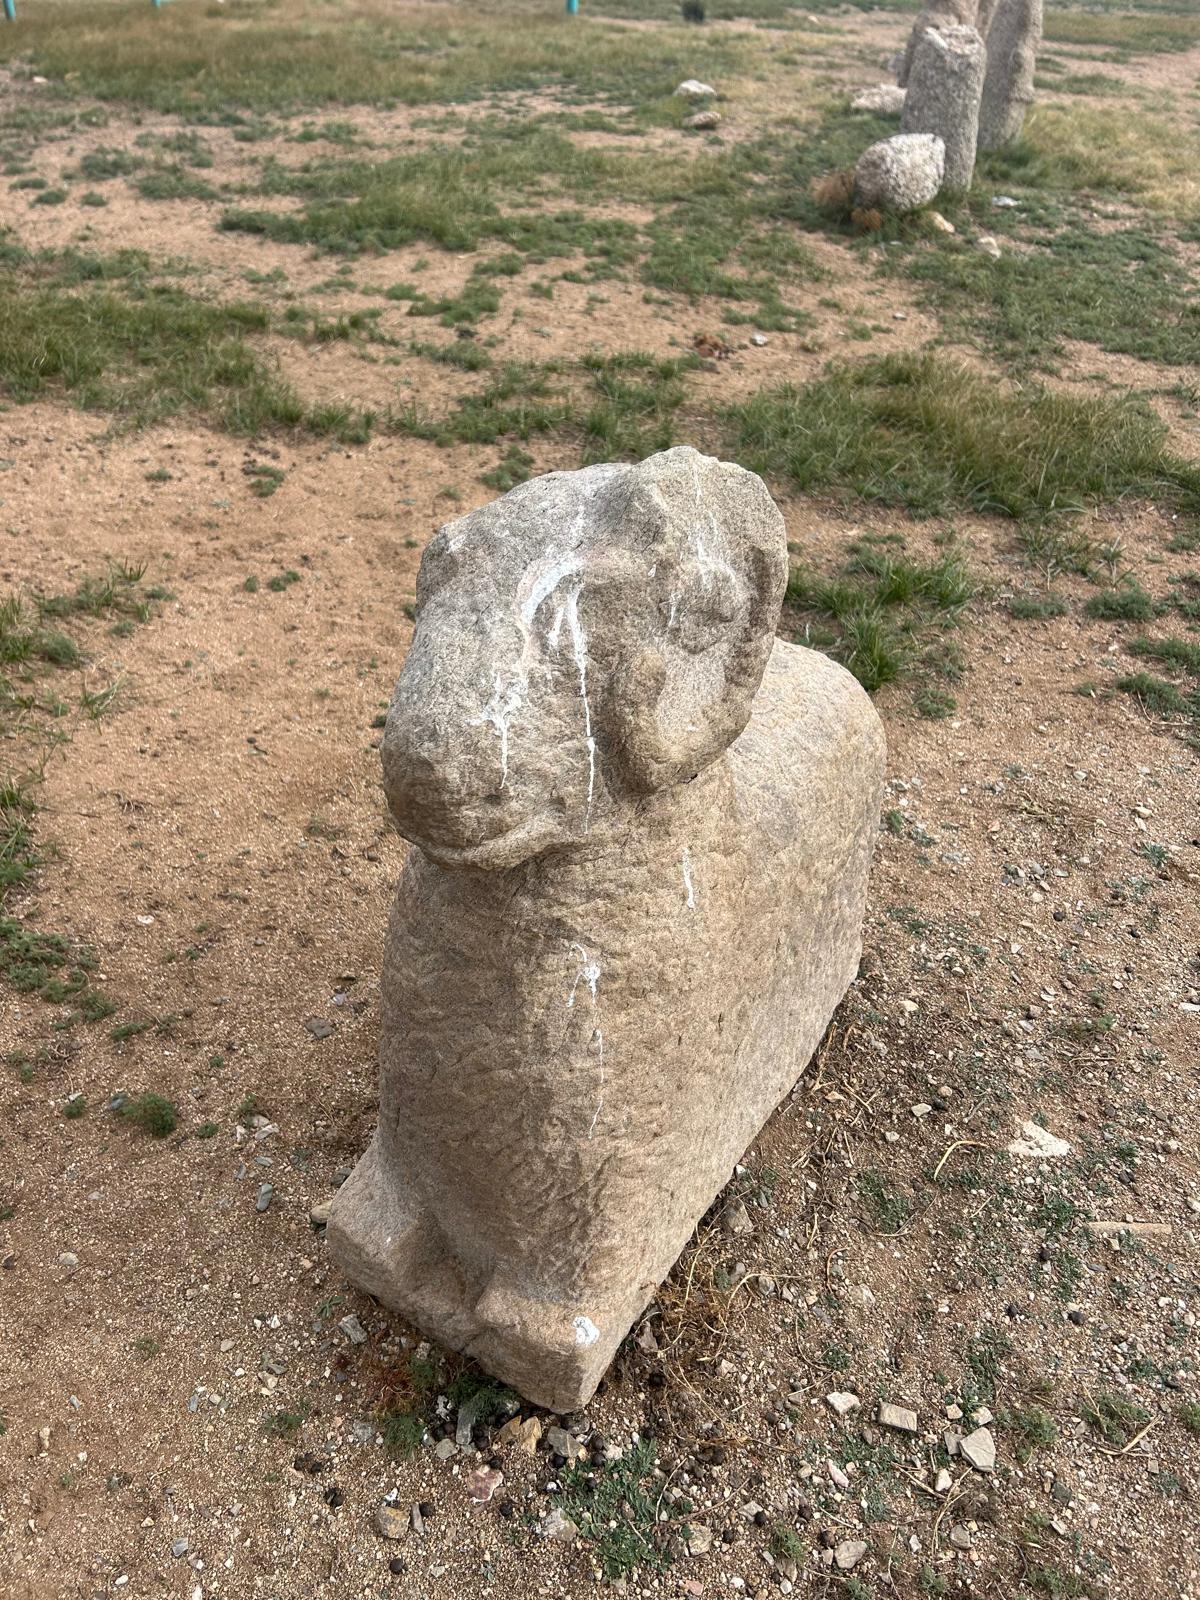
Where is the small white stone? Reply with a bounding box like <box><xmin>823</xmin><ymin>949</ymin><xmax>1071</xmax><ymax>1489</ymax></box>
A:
<box><xmin>675</xmin><ymin>79</ymin><xmax>717</xmax><ymax>98</ymax></box>
<box><xmin>826</xmin><ymin>1391</ymin><xmax>860</xmax><ymax>1417</ymax></box>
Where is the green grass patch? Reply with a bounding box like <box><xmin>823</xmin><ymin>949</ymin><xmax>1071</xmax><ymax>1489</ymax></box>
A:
<box><xmin>1081</xmin><ymin>1389</ymin><xmax>1149</xmax><ymax>1446</ymax></box>
<box><xmin>1009</xmin><ymin>592</ymin><xmax>1067</xmax><ymax>620</ymax></box>
<box><xmin>1129</xmin><ymin>635</ymin><xmax>1200</xmax><ymax>676</ymax></box>
<box><xmin>856</xmin><ymin>1168</ymin><xmax>911</xmax><ymax>1233</ymax></box>
<box><xmin>552</xmin><ymin>1439</ymin><xmax>677</xmax><ymax>1581</ymax></box>
<box><xmin>729</xmin><ymin>354</ymin><xmax>1200</xmax><ymax>541</ymax></box>
<box><xmin>0</xmin><ymin>1</ymin><xmax>745</xmax><ymax>116</ymax></box>
<box><xmin>1115</xmin><ymin>671</ymin><xmax>1192</xmax><ymax>718</ymax></box>
<box><xmin>1083</xmin><ymin>582</ymin><xmax>1157</xmax><ymax>623</ymax></box>
<box><xmin>118</xmin><ymin>1092</ymin><xmax>180</xmax><ymax>1138</ymax></box>
<box><xmin>894</xmin><ymin>222</ymin><xmax>1200</xmax><ymax>370</ymax></box>
<box><xmin>1043</xmin><ymin>10</ymin><xmax>1200</xmax><ymax>53</ymax></box>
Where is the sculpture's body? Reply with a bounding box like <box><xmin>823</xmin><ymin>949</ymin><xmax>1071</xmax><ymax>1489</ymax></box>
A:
<box><xmin>329</xmin><ymin>448</ymin><xmax>885</xmax><ymax>1411</ymax></box>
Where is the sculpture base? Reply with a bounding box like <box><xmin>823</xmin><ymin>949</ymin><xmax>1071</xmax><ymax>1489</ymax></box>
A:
<box><xmin>328</xmin><ymin>1137</ymin><xmax>642</xmax><ymax>1412</ymax></box>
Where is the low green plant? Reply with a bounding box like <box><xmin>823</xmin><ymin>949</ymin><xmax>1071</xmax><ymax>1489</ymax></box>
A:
<box><xmin>857</xmin><ymin>1168</ymin><xmax>910</xmax><ymax>1234</ymax></box>
<box><xmin>1081</xmin><ymin>1389</ymin><xmax>1149</xmax><ymax>1446</ymax></box>
<box><xmin>118</xmin><ymin>1092</ymin><xmax>179</xmax><ymax>1138</ymax></box>
<box><xmin>552</xmin><ymin>1439</ymin><xmax>674</xmax><ymax>1581</ymax></box>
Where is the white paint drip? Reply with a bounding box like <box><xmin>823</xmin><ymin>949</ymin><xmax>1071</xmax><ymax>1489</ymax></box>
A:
<box><xmin>587</xmin><ymin>1026</ymin><xmax>605</xmax><ymax>1139</ymax></box>
<box><xmin>573</xmin><ymin>1315</ymin><xmax>600</xmax><ymax>1347</ymax></box>
<box><xmin>567</xmin><ymin>945</ymin><xmax>605</xmax><ymax>1139</ymax></box>
<box><xmin>688</xmin><ymin>455</ymin><xmax>737</xmax><ymax>588</ymax></box>
<box><xmin>564</xmin><ymin>580</ymin><xmax>596</xmax><ymax>827</ymax></box>
<box><xmin>681</xmin><ymin>847</ymin><xmax>696</xmax><ymax>910</ymax></box>
<box><xmin>566</xmin><ymin>942</ymin><xmax>601</xmax><ymax>1008</ymax></box>
<box><xmin>472</xmin><ymin>670</ymin><xmax>525</xmax><ymax>788</ymax></box>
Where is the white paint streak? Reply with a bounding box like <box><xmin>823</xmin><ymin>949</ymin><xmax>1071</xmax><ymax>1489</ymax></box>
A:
<box><xmin>573</xmin><ymin>1315</ymin><xmax>600</xmax><ymax>1347</ymax></box>
<box><xmin>567</xmin><ymin>945</ymin><xmax>605</xmax><ymax>1139</ymax></box>
<box><xmin>567</xmin><ymin>942</ymin><xmax>601</xmax><ymax>1008</ymax></box>
<box><xmin>564</xmin><ymin>581</ymin><xmax>596</xmax><ymax>826</ymax></box>
<box><xmin>472</xmin><ymin>670</ymin><xmax>525</xmax><ymax>788</ymax></box>
<box><xmin>681</xmin><ymin>847</ymin><xmax>696</xmax><ymax>910</ymax></box>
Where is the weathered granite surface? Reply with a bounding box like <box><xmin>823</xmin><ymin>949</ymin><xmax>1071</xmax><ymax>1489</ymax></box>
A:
<box><xmin>854</xmin><ymin>132</ymin><xmax>945</xmax><ymax>213</ymax></box>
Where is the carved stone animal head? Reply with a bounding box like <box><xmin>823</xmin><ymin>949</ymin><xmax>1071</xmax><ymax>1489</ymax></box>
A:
<box><xmin>382</xmin><ymin>446</ymin><xmax>788</xmax><ymax>869</ymax></box>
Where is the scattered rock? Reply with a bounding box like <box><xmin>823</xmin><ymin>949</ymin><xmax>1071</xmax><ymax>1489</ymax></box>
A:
<box><xmin>826</xmin><ymin>1391</ymin><xmax>861</xmax><ymax>1418</ymax></box>
<box><xmin>467</xmin><ymin>1465</ymin><xmax>504</xmax><ymax>1504</ymax></box>
<box><xmin>309</xmin><ymin>1200</ymin><xmax>333</xmax><ymax>1228</ymax></box>
<box><xmin>171</xmin><ymin>1538</ymin><xmax>189</xmax><ymax>1559</ymax></box>
<box><xmin>992</xmin><ymin>194</ymin><xmax>1019</xmax><ymax>207</ymax></box>
<box><xmin>835</xmin><ymin>1539</ymin><xmax>868</xmax><ymax>1570</ymax></box>
<box><xmin>975</xmin><ymin>235</ymin><xmax>1002</xmax><ymax>259</ymax></box>
<box><xmin>545</xmin><ymin>1425</ymin><xmax>584</xmax><ymax>1462</ymax></box>
<box><xmin>827</xmin><ymin>1459</ymin><xmax>850</xmax><ymax>1489</ymax></box>
<box><xmin>686</xmin><ymin>1524</ymin><xmax>714</xmax><ymax>1556</ymax></box>
<box><xmin>675</xmin><ymin>78</ymin><xmax>717</xmax><ymax>98</ymax></box>
<box><xmin>684</xmin><ymin>110</ymin><xmax>721</xmax><ymax>129</ymax></box>
<box><xmin>375</xmin><ymin>1503</ymin><xmax>408</xmax><ymax>1540</ymax></box>
<box><xmin>878</xmin><ymin>1402</ymin><xmax>918</xmax><ymax>1434</ymax></box>
<box><xmin>935</xmin><ymin>1468</ymin><xmax>953</xmax><ymax>1493</ymax></box>
<box><xmin>338</xmin><ymin>1313</ymin><xmax>368</xmax><ymax>1345</ymax></box>
<box><xmin>722</xmin><ymin>1199</ymin><xmax>754</xmax><ymax>1236</ymax></box>
<box><xmin>538</xmin><ymin>1507</ymin><xmax>579</xmax><ymax>1543</ymax></box>
<box><xmin>57</xmin><ymin>1251</ymin><xmax>80</xmax><ymax>1278</ymax></box>
<box><xmin>1008</xmin><ymin>1120</ymin><xmax>1070</xmax><ymax>1159</ymax></box>
<box><xmin>304</xmin><ymin>1016</ymin><xmax>334</xmax><ymax>1040</ymax></box>
<box><xmin>852</xmin><ymin>84</ymin><xmax>906</xmax><ymax>114</ymax></box>
<box><xmin>960</xmin><ymin>1426</ymin><xmax>996</xmax><ymax>1472</ymax></box>
<box><xmin>255</xmin><ymin>1184</ymin><xmax>274</xmax><ymax>1213</ymax></box>
<box><xmin>949</xmin><ymin>1523</ymin><xmax>974</xmax><ymax>1550</ymax></box>
<box><xmin>433</xmin><ymin>1438</ymin><xmax>457</xmax><ymax>1462</ymax></box>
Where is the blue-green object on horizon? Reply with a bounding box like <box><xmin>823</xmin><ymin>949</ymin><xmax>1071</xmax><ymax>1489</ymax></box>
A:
<box><xmin>566</xmin><ymin>0</ymin><xmax>579</xmax><ymax>13</ymax></box>
<box><xmin>3</xmin><ymin>0</ymin><xmax>16</xmax><ymax>23</ymax></box>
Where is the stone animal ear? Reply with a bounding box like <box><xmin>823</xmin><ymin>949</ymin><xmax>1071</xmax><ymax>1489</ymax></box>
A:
<box><xmin>605</xmin><ymin>451</ymin><xmax>787</xmax><ymax>794</ymax></box>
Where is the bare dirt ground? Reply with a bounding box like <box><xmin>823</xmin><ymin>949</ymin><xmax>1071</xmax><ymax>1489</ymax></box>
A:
<box><xmin>1</xmin><ymin>4</ymin><xmax>1199</xmax><ymax>1599</ymax></box>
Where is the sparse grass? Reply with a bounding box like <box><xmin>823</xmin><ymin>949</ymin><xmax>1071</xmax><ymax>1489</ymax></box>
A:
<box><xmin>856</xmin><ymin>1168</ymin><xmax>910</xmax><ymax>1234</ymax></box>
<box><xmin>895</xmin><ymin>222</ymin><xmax>1200</xmax><ymax>370</ymax></box>
<box><xmin>261</xmin><ymin>1405</ymin><xmax>309</xmax><ymax>1439</ymax></box>
<box><xmin>552</xmin><ymin>1439</ymin><xmax>675</xmax><ymax>1581</ymax></box>
<box><xmin>730</xmin><ymin>354</ymin><xmax>1200</xmax><ymax>539</ymax></box>
<box><xmin>1003</xmin><ymin>1404</ymin><xmax>1057</xmax><ymax>1463</ymax></box>
<box><xmin>380</xmin><ymin>1409</ymin><xmax>425</xmax><ymax>1459</ymax></box>
<box><xmin>117</xmin><ymin>1092</ymin><xmax>179</xmax><ymax>1138</ymax></box>
<box><xmin>1116</xmin><ymin>672</ymin><xmax>1194</xmax><ymax>720</ymax></box>
<box><xmin>1080</xmin><ymin>1389</ymin><xmax>1149</xmax><ymax>1446</ymax></box>
<box><xmin>1130</xmin><ymin>635</ymin><xmax>1200</xmax><ymax>676</ymax></box>
<box><xmin>1083</xmin><ymin>582</ymin><xmax>1157</xmax><ymax>622</ymax></box>
<box><xmin>1043</xmin><ymin>9</ymin><xmax>1200</xmax><ymax>54</ymax></box>
<box><xmin>0</xmin><ymin>1</ymin><xmax>744</xmax><ymax>117</ymax></box>
<box><xmin>1009</xmin><ymin>592</ymin><xmax>1068</xmax><ymax>620</ymax></box>
<box><xmin>1180</xmin><ymin>1401</ymin><xmax>1200</xmax><ymax>1436</ymax></box>
<box><xmin>784</xmin><ymin>540</ymin><xmax>971</xmax><ymax>700</ymax></box>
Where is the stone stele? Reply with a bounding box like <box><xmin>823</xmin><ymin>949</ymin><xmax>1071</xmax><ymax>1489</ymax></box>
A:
<box><xmin>897</xmin><ymin>0</ymin><xmax>978</xmax><ymax>86</ymax></box>
<box><xmin>901</xmin><ymin>23</ymin><xmax>987</xmax><ymax>193</ymax></box>
<box><xmin>327</xmin><ymin>446</ymin><xmax>886</xmax><ymax>1411</ymax></box>
<box><xmin>977</xmin><ymin>0</ymin><xmax>1042</xmax><ymax>150</ymax></box>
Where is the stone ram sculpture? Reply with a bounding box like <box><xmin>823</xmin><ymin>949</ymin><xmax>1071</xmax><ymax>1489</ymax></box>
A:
<box><xmin>328</xmin><ymin>446</ymin><xmax>886</xmax><ymax>1410</ymax></box>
